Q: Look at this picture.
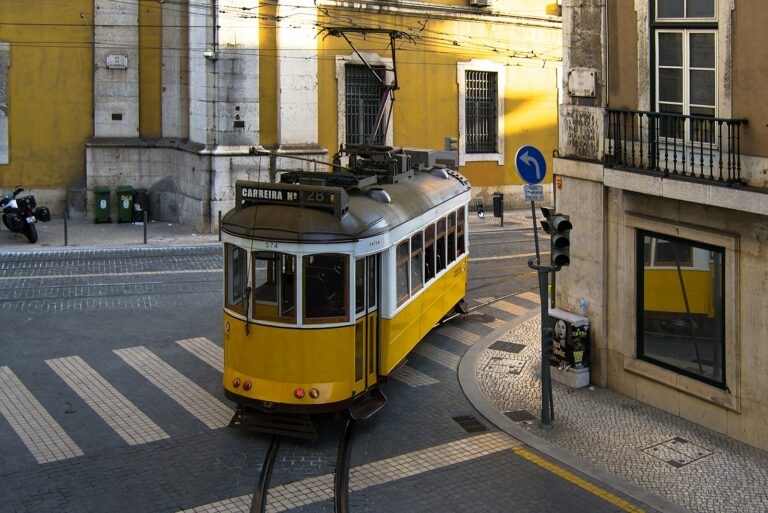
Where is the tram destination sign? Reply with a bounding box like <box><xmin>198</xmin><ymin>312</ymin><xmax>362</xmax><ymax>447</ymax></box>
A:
<box><xmin>236</xmin><ymin>181</ymin><xmax>349</xmax><ymax>219</ymax></box>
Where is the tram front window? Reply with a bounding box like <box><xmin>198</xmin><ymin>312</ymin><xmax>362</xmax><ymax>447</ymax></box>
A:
<box><xmin>253</xmin><ymin>251</ymin><xmax>296</xmax><ymax>323</ymax></box>
<box><xmin>304</xmin><ymin>254</ymin><xmax>348</xmax><ymax>323</ymax></box>
<box><xmin>225</xmin><ymin>244</ymin><xmax>248</xmax><ymax>315</ymax></box>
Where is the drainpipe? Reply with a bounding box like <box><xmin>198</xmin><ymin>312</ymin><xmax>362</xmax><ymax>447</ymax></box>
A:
<box><xmin>209</xmin><ymin>0</ymin><xmax>219</xmax><ymax>233</ymax></box>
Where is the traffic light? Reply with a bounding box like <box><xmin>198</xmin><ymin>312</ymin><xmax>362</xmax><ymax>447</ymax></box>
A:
<box><xmin>542</xmin><ymin>327</ymin><xmax>554</xmax><ymax>358</ymax></box>
<box><xmin>444</xmin><ymin>137</ymin><xmax>458</xmax><ymax>152</ymax></box>
<box><xmin>540</xmin><ymin>207</ymin><xmax>572</xmax><ymax>268</ymax></box>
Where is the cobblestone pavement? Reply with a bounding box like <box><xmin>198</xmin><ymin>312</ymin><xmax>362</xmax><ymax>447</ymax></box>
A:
<box><xmin>470</xmin><ymin>316</ymin><xmax>768</xmax><ymax>513</ymax></box>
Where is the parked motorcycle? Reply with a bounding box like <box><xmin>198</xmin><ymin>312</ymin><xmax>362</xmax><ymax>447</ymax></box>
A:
<box><xmin>0</xmin><ymin>187</ymin><xmax>51</xmax><ymax>243</ymax></box>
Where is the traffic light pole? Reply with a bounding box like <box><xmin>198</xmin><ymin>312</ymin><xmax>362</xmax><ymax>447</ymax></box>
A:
<box><xmin>529</xmin><ymin>201</ymin><xmax>555</xmax><ymax>428</ymax></box>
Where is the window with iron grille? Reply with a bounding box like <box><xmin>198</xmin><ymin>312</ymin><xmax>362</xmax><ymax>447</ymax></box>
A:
<box><xmin>345</xmin><ymin>64</ymin><xmax>386</xmax><ymax>145</ymax></box>
<box><xmin>465</xmin><ymin>70</ymin><xmax>498</xmax><ymax>153</ymax></box>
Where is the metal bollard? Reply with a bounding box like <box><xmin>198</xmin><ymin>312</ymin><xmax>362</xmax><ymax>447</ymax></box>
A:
<box><xmin>218</xmin><ymin>210</ymin><xmax>222</xmax><ymax>242</ymax></box>
<box><xmin>143</xmin><ymin>210</ymin><xmax>148</xmax><ymax>244</ymax></box>
<box><xmin>64</xmin><ymin>214</ymin><xmax>68</xmax><ymax>246</ymax></box>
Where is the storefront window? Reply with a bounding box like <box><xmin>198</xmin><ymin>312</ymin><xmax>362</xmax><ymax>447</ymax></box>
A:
<box><xmin>637</xmin><ymin>230</ymin><xmax>725</xmax><ymax>387</ymax></box>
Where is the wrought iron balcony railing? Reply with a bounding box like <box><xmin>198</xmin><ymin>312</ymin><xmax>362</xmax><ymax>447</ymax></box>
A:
<box><xmin>605</xmin><ymin>109</ymin><xmax>748</xmax><ymax>185</ymax></box>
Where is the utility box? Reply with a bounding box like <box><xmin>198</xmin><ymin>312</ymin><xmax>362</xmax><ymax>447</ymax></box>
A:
<box><xmin>549</xmin><ymin>308</ymin><xmax>590</xmax><ymax>369</ymax></box>
<box><xmin>492</xmin><ymin>192</ymin><xmax>504</xmax><ymax>218</ymax></box>
<box><xmin>116</xmin><ymin>185</ymin><xmax>134</xmax><ymax>223</ymax></box>
<box><xmin>93</xmin><ymin>186</ymin><xmax>111</xmax><ymax>223</ymax></box>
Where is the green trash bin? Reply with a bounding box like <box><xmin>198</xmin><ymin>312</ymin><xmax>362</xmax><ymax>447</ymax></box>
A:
<box><xmin>116</xmin><ymin>185</ymin><xmax>134</xmax><ymax>223</ymax></box>
<box><xmin>93</xmin><ymin>186</ymin><xmax>111</xmax><ymax>223</ymax></box>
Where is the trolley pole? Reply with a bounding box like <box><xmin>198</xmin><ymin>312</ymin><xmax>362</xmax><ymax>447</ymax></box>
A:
<box><xmin>528</xmin><ymin>201</ymin><xmax>554</xmax><ymax>428</ymax></box>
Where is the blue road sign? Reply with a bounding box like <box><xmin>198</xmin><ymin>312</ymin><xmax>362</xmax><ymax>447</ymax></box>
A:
<box><xmin>515</xmin><ymin>145</ymin><xmax>547</xmax><ymax>185</ymax></box>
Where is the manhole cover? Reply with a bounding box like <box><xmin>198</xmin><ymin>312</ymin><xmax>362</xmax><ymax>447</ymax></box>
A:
<box><xmin>452</xmin><ymin>415</ymin><xmax>488</xmax><ymax>433</ymax></box>
<box><xmin>484</xmin><ymin>356</ymin><xmax>526</xmax><ymax>375</ymax></box>
<box><xmin>489</xmin><ymin>340</ymin><xmax>526</xmax><ymax>353</ymax></box>
<box><xmin>504</xmin><ymin>410</ymin><xmax>537</xmax><ymax>423</ymax></box>
<box><xmin>641</xmin><ymin>437</ymin><xmax>714</xmax><ymax>467</ymax></box>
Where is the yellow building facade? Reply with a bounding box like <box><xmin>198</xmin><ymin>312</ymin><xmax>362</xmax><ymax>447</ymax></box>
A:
<box><xmin>0</xmin><ymin>0</ymin><xmax>561</xmax><ymax>229</ymax></box>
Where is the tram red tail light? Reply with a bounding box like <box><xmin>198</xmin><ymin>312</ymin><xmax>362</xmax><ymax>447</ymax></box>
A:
<box><xmin>243</xmin><ymin>381</ymin><xmax>252</xmax><ymax>391</ymax></box>
<box><xmin>309</xmin><ymin>388</ymin><xmax>320</xmax><ymax>399</ymax></box>
<box><xmin>294</xmin><ymin>388</ymin><xmax>305</xmax><ymax>399</ymax></box>
<box><xmin>232</xmin><ymin>378</ymin><xmax>241</xmax><ymax>388</ymax></box>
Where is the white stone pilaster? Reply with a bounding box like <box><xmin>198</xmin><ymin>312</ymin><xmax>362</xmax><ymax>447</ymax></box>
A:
<box><xmin>276</xmin><ymin>0</ymin><xmax>318</xmax><ymax>146</ymax></box>
<box><xmin>162</xmin><ymin>1</ymin><xmax>188</xmax><ymax>138</ymax></box>
<box><xmin>94</xmin><ymin>0</ymin><xmax>139</xmax><ymax>138</ymax></box>
<box><xmin>188</xmin><ymin>0</ymin><xmax>215</xmax><ymax>146</ymax></box>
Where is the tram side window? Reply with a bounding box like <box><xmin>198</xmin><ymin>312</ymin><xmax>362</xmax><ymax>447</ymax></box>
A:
<box><xmin>225</xmin><ymin>244</ymin><xmax>248</xmax><ymax>315</ymax></box>
<box><xmin>396</xmin><ymin>240</ymin><xmax>410</xmax><ymax>306</ymax></box>
<box><xmin>304</xmin><ymin>253</ymin><xmax>348</xmax><ymax>323</ymax></box>
<box><xmin>456</xmin><ymin>206</ymin><xmax>466</xmax><ymax>257</ymax></box>
<box><xmin>253</xmin><ymin>251</ymin><xmax>296</xmax><ymax>323</ymax></box>
<box><xmin>424</xmin><ymin>224</ymin><xmax>436</xmax><ymax>282</ymax></box>
<box><xmin>356</xmin><ymin>259</ymin><xmax>365</xmax><ymax>315</ymax></box>
<box><xmin>447</xmin><ymin>211</ymin><xmax>457</xmax><ymax>264</ymax></box>
<box><xmin>436</xmin><ymin>218</ymin><xmax>446</xmax><ymax>273</ymax></box>
<box><xmin>410</xmin><ymin>232</ymin><xmax>424</xmax><ymax>294</ymax></box>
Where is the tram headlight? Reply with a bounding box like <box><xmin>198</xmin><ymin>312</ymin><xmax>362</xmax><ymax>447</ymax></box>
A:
<box><xmin>294</xmin><ymin>388</ymin><xmax>305</xmax><ymax>399</ymax></box>
<box><xmin>309</xmin><ymin>388</ymin><xmax>320</xmax><ymax>399</ymax></box>
<box><xmin>232</xmin><ymin>378</ymin><xmax>241</xmax><ymax>388</ymax></box>
<box><xmin>243</xmin><ymin>381</ymin><xmax>252</xmax><ymax>391</ymax></box>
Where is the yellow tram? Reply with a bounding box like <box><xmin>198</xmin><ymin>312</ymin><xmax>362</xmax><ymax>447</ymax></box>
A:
<box><xmin>220</xmin><ymin>147</ymin><xmax>471</xmax><ymax>418</ymax></box>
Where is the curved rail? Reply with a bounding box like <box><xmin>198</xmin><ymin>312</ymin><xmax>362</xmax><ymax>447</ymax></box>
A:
<box><xmin>334</xmin><ymin>418</ymin><xmax>356</xmax><ymax>513</ymax></box>
<box><xmin>250</xmin><ymin>435</ymin><xmax>281</xmax><ymax>513</ymax></box>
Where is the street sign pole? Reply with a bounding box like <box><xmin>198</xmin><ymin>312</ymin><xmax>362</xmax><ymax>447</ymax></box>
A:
<box><xmin>529</xmin><ymin>202</ymin><xmax>554</xmax><ymax>428</ymax></box>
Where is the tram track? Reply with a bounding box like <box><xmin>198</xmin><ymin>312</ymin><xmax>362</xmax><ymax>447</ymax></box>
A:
<box><xmin>249</xmin><ymin>417</ymin><xmax>356</xmax><ymax>513</ymax></box>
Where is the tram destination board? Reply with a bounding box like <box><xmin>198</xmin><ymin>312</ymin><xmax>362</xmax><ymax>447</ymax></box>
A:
<box><xmin>236</xmin><ymin>181</ymin><xmax>349</xmax><ymax>219</ymax></box>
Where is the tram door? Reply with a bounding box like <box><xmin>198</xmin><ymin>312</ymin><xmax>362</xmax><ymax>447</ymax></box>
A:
<box><xmin>354</xmin><ymin>255</ymin><xmax>379</xmax><ymax>394</ymax></box>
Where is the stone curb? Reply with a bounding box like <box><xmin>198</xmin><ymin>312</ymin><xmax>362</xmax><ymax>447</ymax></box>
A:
<box><xmin>458</xmin><ymin>311</ymin><xmax>692</xmax><ymax>513</ymax></box>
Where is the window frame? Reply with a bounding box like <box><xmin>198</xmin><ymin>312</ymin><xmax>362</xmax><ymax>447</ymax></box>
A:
<box><xmin>457</xmin><ymin>59</ymin><xmax>505</xmax><ymax>167</ymax></box>
<box><xmin>224</xmin><ymin>243</ymin><xmax>249</xmax><ymax>316</ymax></box>
<box><xmin>636</xmin><ymin>229</ymin><xmax>726</xmax><ymax>388</ymax></box>
<box><xmin>252</xmin><ymin>251</ymin><xmax>297</xmax><ymax>324</ymax></box>
<box><xmin>336</xmin><ymin>53</ymin><xmax>394</xmax><ymax>151</ymax></box>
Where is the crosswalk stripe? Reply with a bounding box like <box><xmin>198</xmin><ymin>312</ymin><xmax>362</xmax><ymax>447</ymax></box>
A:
<box><xmin>178</xmin><ymin>432</ymin><xmax>519</xmax><ymax>513</ymax></box>
<box><xmin>517</xmin><ymin>291</ymin><xmax>541</xmax><ymax>304</ymax></box>
<box><xmin>491</xmin><ymin>300</ymin><xmax>530</xmax><ymax>316</ymax></box>
<box><xmin>0</xmin><ymin>366</ymin><xmax>84</xmax><ymax>464</ymax></box>
<box><xmin>177</xmin><ymin>337</ymin><xmax>223</xmax><ymax>371</ymax></box>
<box><xmin>46</xmin><ymin>356</ymin><xmax>169</xmax><ymax>446</ymax></box>
<box><xmin>438</xmin><ymin>325</ymin><xmax>480</xmax><ymax>345</ymax></box>
<box><xmin>390</xmin><ymin>365</ymin><xmax>439</xmax><ymax>387</ymax></box>
<box><xmin>114</xmin><ymin>346</ymin><xmax>233</xmax><ymax>429</ymax></box>
<box><xmin>412</xmin><ymin>343</ymin><xmax>461</xmax><ymax>370</ymax></box>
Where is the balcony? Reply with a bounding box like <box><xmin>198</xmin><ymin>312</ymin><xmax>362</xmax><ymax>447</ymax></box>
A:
<box><xmin>605</xmin><ymin>109</ymin><xmax>748</xmax><ymax>185</ymax></box>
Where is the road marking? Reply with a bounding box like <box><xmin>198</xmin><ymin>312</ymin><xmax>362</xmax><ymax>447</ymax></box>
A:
<box><xmin>490</xmin><ymin>300</ymin><xmax>530</xmax><ymax>316</ymax></box>
<box><xmin>46</xmin><ymin>356</ymin><xmax>169</xmax><ymax>446</ymax></box>
<box><xmin>438</xmin><ymin>324</ymin><xmax>480</xmax><ymax>345</ymax></box>
<box><xmin>390</xmin><ymin>364</ymin><xmax>439</xmax><ymax>387</ymax></box>
<box><xmin>511</xmin><ymin>446</ymin><xmax>647</xmax><ymax>513</ymax></box>
<box><xmin>470</xmin><ymin>251</ymin><xmax>549</xmax><ymax>263</ymax></box>
<box><xmin>0</xmin><ymin>269</ymin><xmax>220</xmax><ymax>281</ymax></box>
<box><xmin>413</xmin><ymin>343</ymin><xmax>461</xmax><ymax>370</ymax></box>
<box><xmin>178</xmin><ymin>432</ymin><xmax>520</xmax><ymax>513</ymax></box>
<box><xmin>517</xmin><ymin>291</ymin><xmax>541</xmax><ymax>304</ymax></box>
<box><xmin>0</xmin><ymin>366</ymin><xmax>84</xmax><ymax>464</ymax></box>
<box><xmin>177</xmin><ymin>337</ymin><xmax>223</xmax><ymax>372</ymax></box>
<box><xmin>114</xmin><ymin>346</ymin><xmax>233</xmax><ymax>429</ymax></box>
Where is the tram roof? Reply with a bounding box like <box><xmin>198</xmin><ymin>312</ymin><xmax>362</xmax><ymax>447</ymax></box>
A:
<box><xmin>221</xmin><ymin>169</ymin><xmax>470</xmax><ymax>243</ymax></box>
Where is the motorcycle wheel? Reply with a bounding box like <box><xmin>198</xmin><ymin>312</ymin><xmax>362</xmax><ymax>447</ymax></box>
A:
<box><xmin>2</xmin><ymin>214</ymin><xmax>12</xmax><ymax>231</ymax></box>
<box><xmin>25</xmin><ymin>222</ymin><xmax>38</xmax><ymax>244</ymax></box>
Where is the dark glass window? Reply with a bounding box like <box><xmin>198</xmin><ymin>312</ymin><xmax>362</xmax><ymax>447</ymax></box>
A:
<box><xmin>346</xmin><ymin>64</ymin><xmax>386</xmax><ymax>145</ymax></box>
<box><xmin>447</xmin><ymin>211</ymin><xmax>457</xmax><ymax>264</ymax></box>
<box><xmin>637</xmin><ymin>230</ymin><xmax>725</xmax><ymax>387</ymax></box>
<box><xmin>424</xmin><ymin>224</ymin><xmax>436</xmax><ymax>282</ymax></box>
<box><xmin>465</xmin><ymin>70</ymin><xmax>497</xmax><ymax>153</ymax></box>
<box><xmin>410</xmin><ymin>232</ymin><xmax>423</xmax><ymax>294</ymax></box>
<box><xmin>253</xmin><ymin>251</ymin><xmax>296</xmax><ymax>323</ymax></box>
<box><xmin>304</xmin><ymin>254</ymin><xmax>348</xmax><ymax>323</ymax></box>
<box><xmin>225</xmin><ymin>244</ymin><xmax>248</xmax><ymax>315</ymax></box>
<box><xmin>356</xmin><ymin>258</ymin><xmax>365</xmax><ymax>315</ymax></box>
<box><xmin>436</xmin><ymin>218</ymin><xmax>446</xmax><ymax>273</ymax></box>
<box><xmin>456</xmin><ymin>207</ymin><xmax>466</xmax><ymax>257</ymax></box>
<box><xmin>396</xmin><ymin>241</ymin><xmax>410</xmax><ymax>306</ymax></box>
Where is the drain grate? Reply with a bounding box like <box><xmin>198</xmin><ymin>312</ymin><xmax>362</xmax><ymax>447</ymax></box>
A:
<box><xmin>489</xmin><ymin>341</ymin><xmax>526</xmax><ymax>353</ymax></box>
<box><xmin>452</xmin><ymin>415</ymin><xmax>488</xmax><ymax>433</ymax></box>
<box><xmin>484</xmin><ymin>356</ymin><xmax>526</xmax><ymax>375</ymax></box>
<box><xmin>641</xmin><ymin>437</ymin><xmax>714</xmax><ymax>468</ymax></box>
<box><xmin>503</xmin><ymin>410</ymin><xmax>537</xmax><ymax>423</ymax></box>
